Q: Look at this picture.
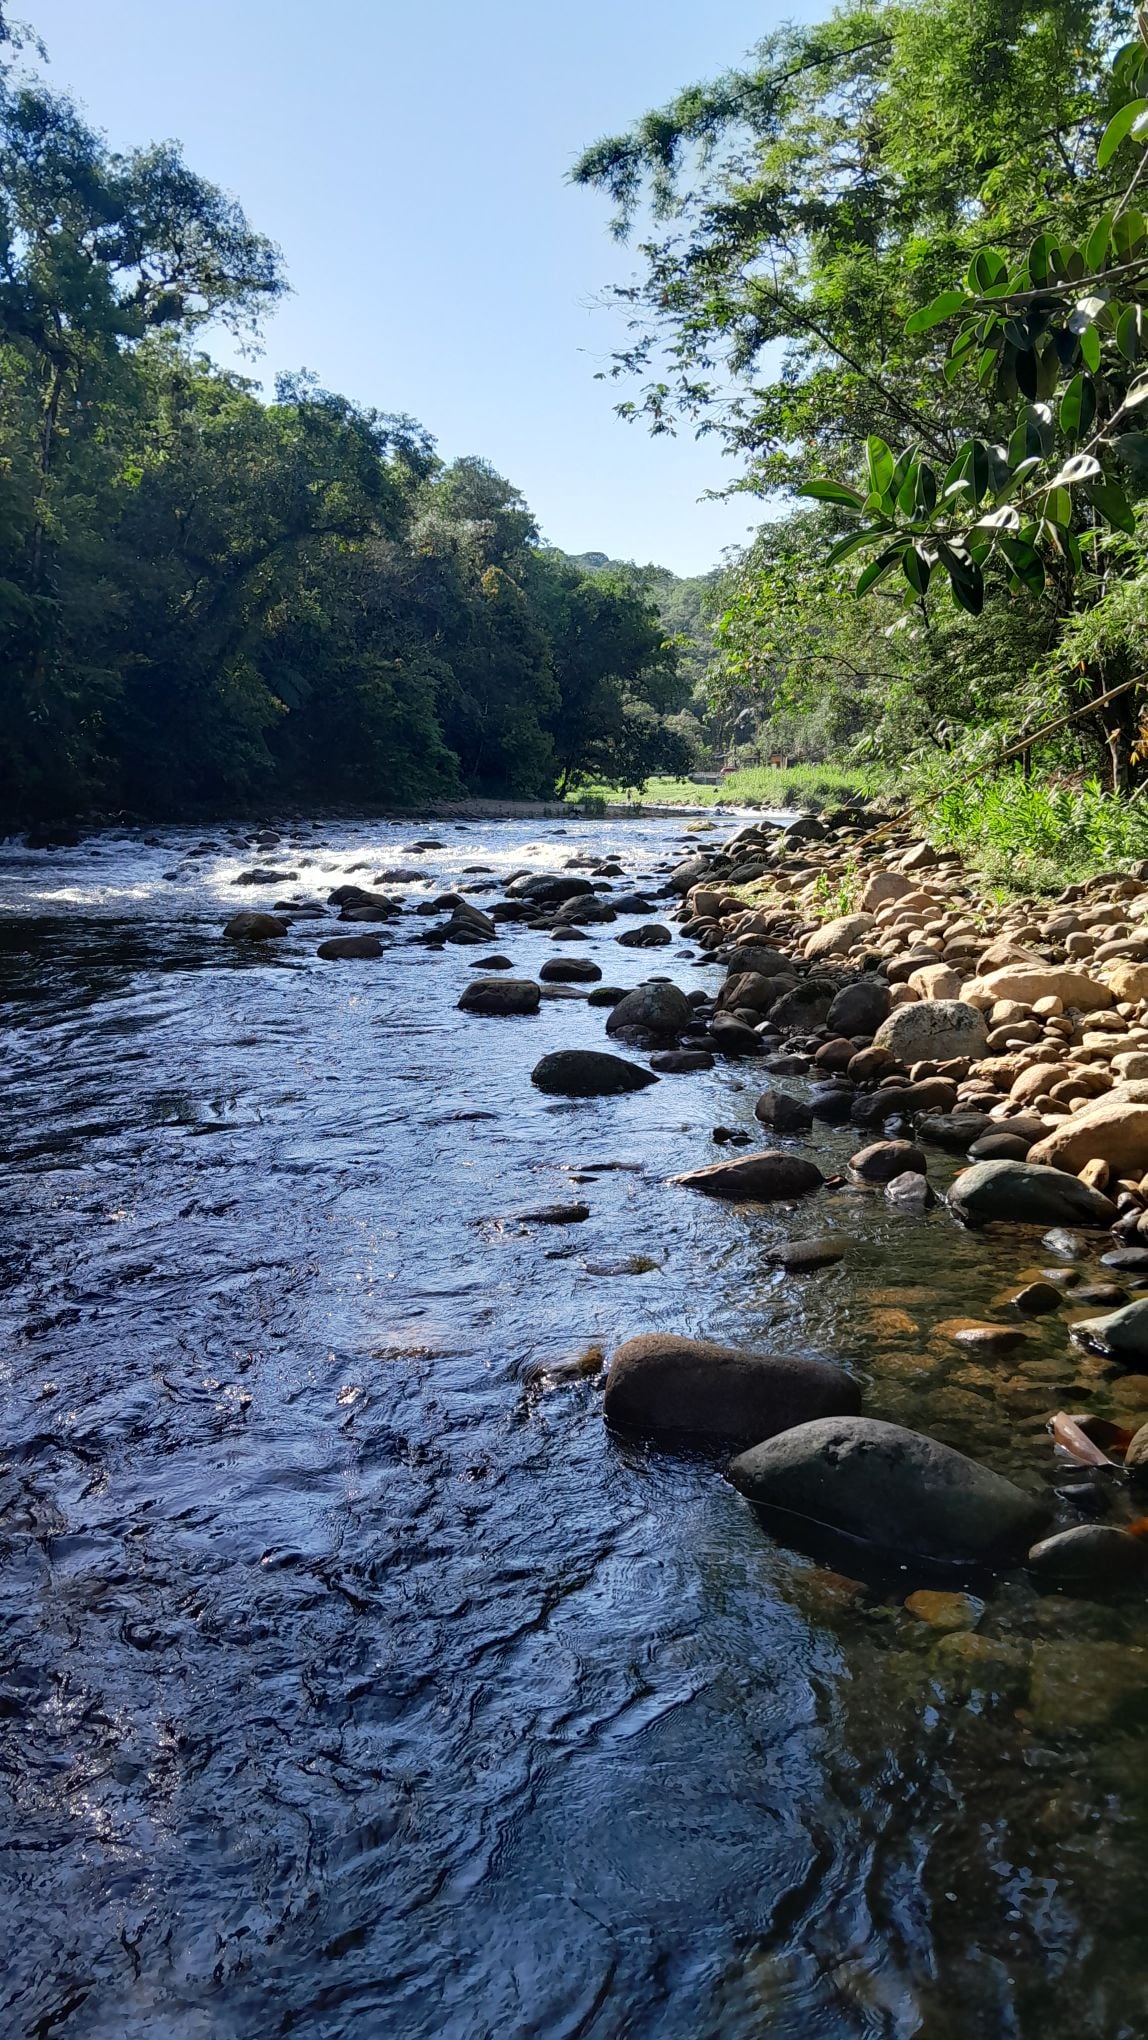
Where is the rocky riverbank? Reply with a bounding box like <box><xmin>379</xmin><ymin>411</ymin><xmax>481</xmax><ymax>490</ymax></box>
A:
<box><xmin>221</xmin><ymin>802</ymin><xmax>1148</xmax><ymax>1595</ymax></box>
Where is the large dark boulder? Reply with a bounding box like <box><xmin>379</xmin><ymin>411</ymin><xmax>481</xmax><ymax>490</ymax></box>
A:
<box><xmin>507</xmin><ymin>873</ymin><xmax>595</xmax><ymax>904</ymax></box>
<box><xmin>606</xmin><ymin>983</ymin><xmax>693</xmax><ymax>1039</ymax></box>
<box><xmin>604</xmin><ymin>1334</ymin><xmax>860</xmax><ymax>1446</ymax></box>
<box><xmin>729</xmin><ymin>1415</ymin><xmax>1050</xmax><ymax>1561</ymax></box>
<box><xmin>769</xmin><ymin>981</ymin><xmax>836</xmax><ymax>1034</ymax></box>
<box><xmin>949</xmin><ymin>1159</ymin><xmax>1117</xmax><ymax>1229</ymax></box>
<box><xmin>754</xmin><ymin>1088</ymin><xmax>813</xmax><ymax>1133</ymax></box>
<box><xmin>458</xmin><ymin>977</ymin><xmax>541</xmax><ymax>1016</ymax></box>
<box><xmin>531</xmin><ymin>1050</ymin><xmax>658</xmax><ymax>1097</ymax></box>
<box><xmin>224</xmin><ymin>910</ymin><xmax>290</xmax><ymax>941</ymax></box>
<box><xmin>827</xmin><ymin>976</ymin><xmax>890</xmax><ymax>1036</ymax></box>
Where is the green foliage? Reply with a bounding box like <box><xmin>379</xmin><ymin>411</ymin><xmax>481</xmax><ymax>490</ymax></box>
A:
<box><xmin>0</xmin><ymin>56</ymin><xmax>681</xmax><ymax>820</ymax></box>
<box><xmin>923</xmin><ymin>764</ymin><xmax>1148</xmax><ymax>884</ymax></box>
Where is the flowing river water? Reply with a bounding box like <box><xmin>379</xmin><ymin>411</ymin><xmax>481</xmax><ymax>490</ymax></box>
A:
<box><xmin>3</xmin><ymin>813</ymin><xmax>1148</xmax><ymax>2039</ymax></box>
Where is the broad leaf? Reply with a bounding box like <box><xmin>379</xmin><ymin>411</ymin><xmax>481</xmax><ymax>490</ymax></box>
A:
<box><xmin>1049</xmin><ymin>453</ymin><xmax>1102</xmax><ymax>485</ymax></box>
<box><xmin>865</xmin><ymin>436</ymin><xmax>895</xmax><ymax>497</ymax></box>
<box><xmin>1112</xmin><ymin>431</ymin><xmax>1148</xmax><ymax>477</ymax></box>
<box><xmin>824</xmin><ymin>525</ymin><xmax>892</xmax><ymax>566</ymax></box>
<box><xmin>799</xmin><ymin>479</ymin><xmax>865</xmax><ymax>508</ymax></box>
<box><xmin>905</xmin><ymin>289</ymin><xmax>967</xmax><ymax>334</ymax></box>
<box><xmin>997</xmin><ymin>534</ymin><xmax>1046</xmax><ymax>592</ymax></box>
<box><xmin>1090</xmin><ymin>479</ymin><xmax>1137</xmax><ymax>532</ymax></box>
<box><xmin>901</xmin><ymin>544</ymin><xmax>931</xmax><ymax>596</ymax></box>
<box><xmin>1084</xmin><ymin>212</ymin><xmax>1114</xmax><ymax>270</ymax></box>
<box><xmin>855</xmin><ymin>546</ymin><xmax>904</xmax><ymax>597</ymax></box>
<box><xmin>1059</xmin><ymin>373</ymin><xmax>1096</xmax><ymax>438</ymax></box>
<box><xmin>1097</xmin><ymin>97</ymin><xmax>1148</xmax><ymax>169</ymax></box>
<box><xmin>1117</xmin><ymin>305</ymin><xmax>1143</xmax><ymax>361</ymax></box>
<box><xmin>1080</xmin><ymin>325</ymin><xmax>1101</xmax><ymax>372</ymax></box>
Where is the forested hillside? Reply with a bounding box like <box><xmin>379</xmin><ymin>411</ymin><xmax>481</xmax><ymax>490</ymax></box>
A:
<box><xmin>576</xmin><ymin>0</ymin><xmax>1148</xmax><ymax>864</ymax></box>
<box><xmin>0</xmin><ymin>25</ymin><xmax>692</xmax><ymax>823</ymax></box>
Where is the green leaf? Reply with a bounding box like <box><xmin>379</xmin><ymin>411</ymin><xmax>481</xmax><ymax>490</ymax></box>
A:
<box><xmin>1059</xmin><ymin>372</ymin><xmax>1096</xmax><ymax>438</ymax></box>
<box><xmin>967</xmin><ymin>248</ymin><xmax>1009</xmax><ymax>293</ymax></box>
<box><xmin>997</xmin><ymin>534</ymin><xmax>1046</xmax><ymax>592</ymax></box>
<box><xmin>1117</xmin><ymin>305</ymin><xmax>1143</xmax><ymax>361</ymax></box>
<box><xmin>1084</xmin><ymin>212</ymin><xmax>1114</xmax><ymax>270</ymax></box>
<box><xmin>1036</xmin><ymin>343</ymin><xmax>1060</xmax><ymax>400</ymax></box>
<box><xmin>1026</xmin><ymin>233</ymin><xmax>1057</xmax><ymax>286</ymax></box>
<box><xmin>937</xmin><ymin>542</ymin><xmax>985</xmax><ymax>614</ymax></box>
<box><xmin>865</xmin><ymin>436</ymin><xmax>895</xmax><ymax>497</ymax></box>
<box><xmin>824</xmin><ymin>525</ymin><xmax>892</xmax><ymax>566</ymax></box>
<box><xmin>855</xmin><ymin>546</ymin><xmax>904</xmax><ymax>597</ymax></box>
<box><xmin>905</xmin><ymin>289</ymin><xmax>967</xmax><ymax>334</ymax></box>
<box><xmin>1097</xmin><ymin>98</ymin><xmax>1148</xmax><ymax>170</ymax></box>
<box><xmin>974</xmin><ymin>505</ymin><xmax>1022</xmax><ymax>530</ymax></box>
<box><xmin>799</xmin><ymin>479</ymin><xmax>865</xmax><ymax>508</ymax></box>
<box><xmin>1080</xmin><ymin>324</ymin><xmax>1101</xmax><ymax>372</ymax></box>
<box><xmin>1124</xmin><ymin>376</ymin><xmax>1148</xmax><ymax>409</ymax></box>
<box><xmin>1043</xmin><ymin>485</ymin><xmax>1073</xmax><ymax>527</ymax></box>
<box><xmin>901</xmin><ymin>544</ymin><xmax>931</xmax><ymax>596</ymax></box>
<box><xmin>1112</xmin><ymin>431</ymin><xmax>1148</xmax><ymax>478</ymax></box>
<box><xmin>1090</xmin><ymin>479</ymin><xmax>1137</xmax><ymax>532</ymax></box>
<box><xmin>1113</xmin><ymin>208</ymin><xmax>1148</xmax><ymax>258</ymax></box>
<box><xmin>914</xmin><ymin>463</ymin><xmax>938</xmax><ymax>515</ymax></box>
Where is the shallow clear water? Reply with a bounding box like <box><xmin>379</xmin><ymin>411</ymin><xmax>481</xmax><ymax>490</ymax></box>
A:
<box><xmin>2</xmin><ymin>815</ymin><xmax>1148</xmax><ymax>2039</ymax></box>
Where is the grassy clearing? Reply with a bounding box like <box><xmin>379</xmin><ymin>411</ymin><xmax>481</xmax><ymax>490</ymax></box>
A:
<box><xmin>571</xmin><ymin>763</ymin><xmax>876</xmax><ymax>811</ymax></box>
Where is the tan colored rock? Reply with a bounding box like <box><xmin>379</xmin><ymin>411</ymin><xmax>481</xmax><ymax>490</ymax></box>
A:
<box><xmin>1079</xmin><ymin>1156</ymin><xmax>1112</xmax><ymax>1193</ymax></box>
<box><xmin>1107</xmin><ymin>962</ymin><xmax>1148</xmax><ymax>1001</ymax></box>
<box><xmin>1114</xmin><ymin>1051</ymin><xmax>1148</xmax><ymax>1081</ymax></box>
<box><xmin>1033</xmin><ymin>994</ymin><xmax>1064</xmax><ymax>1017</ymax></box>
<box><xmin>968</xmin><ymin>965</ymin><xmax>1113</xmax><ymax>1012</ymax></box>
<box><xmin>803</xmin><ymin>912</ymin><xmax>876</xmax><ymax>960</ymax></box>
<box><xmin>1027</xmin><ymin>1098</ymin><xmax>1148</xmax><ymax>1174</ymax></box>
<box><xmin>908</xmin><ymin>962</ymin><xmax>962</xmax><ymax>1000</ymax></box>
<box><xmin>858</xmin><ymin>870</ymin><xmax>914</xmax><ymax>914</ymax></box>
<box><xmin>1010</xmin><ymin>1065</ymin><xmax>1060</xmax><ymax>1105</ymax></box>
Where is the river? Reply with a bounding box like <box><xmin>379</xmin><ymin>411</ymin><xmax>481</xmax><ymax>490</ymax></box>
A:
<box><xmin>2</xmin><ymin>813</ymin><xmax>1148</xmax><ymax>2038</ymax></box>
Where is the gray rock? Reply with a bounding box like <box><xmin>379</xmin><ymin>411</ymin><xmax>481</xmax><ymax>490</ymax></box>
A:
<box><xmin>874</xmin><ymin>1000</ymin><xmax>989</xmax><ymax>1066</ymax></box>
<box><xmin>671</xmin><ymin>1151</ymin><xmax>824</xmax><ymax>1201</ymax></box>
<box><xmin>606</xmin><ymin>982</ymin><xmax>693</xmax><ymax>1039</ymax></box>
<box><xmin>1071</xmin><ymin>1296</ymin><xmax>1148</xmax><ymax>1364</ymax></box>
<box><xmin>729</xmin><ymin>1415</ymin><xmax>1050</xmax><ymax>1562</ymax></box>
<box><xmin>458</xmin><ymin>977</ymin><xmax>541</xmax><ymax>1016</ymax></box>
<box><xmin>827</xmin><ymin>976</ymin><xmax>891</xmax><ymax>1036</ymax></box>
<box><xmin>885</xmin><ymin>1171</ymin><xmax>935</xmax><ymax>1208</ymax></box>
<box><xmin>531</xmin><ymin>1050</ymin><xmax>658</xmax><ymax>1097</ymax></box>
<box><xmin>949</xmin><ymin>1160</ymin><xmax>1117</xmax><ymax>1229</ymax></box>
<box><xmin>763</xmin><ymin>1237</ymin><xmax>846</xmax><ymax>1271</ymax></box>
<box><xmin>769</xmin><ymin>981</ymin><xmax>837</xmax><ymax>1034</ymax></box>
<box><xmin>711</xmin><ymin>1015</ymin><xmax>766</xmax><ymax>1057</ymax></box>
<box><xmin>604</xmin><ymin>1334</ymin><xmax>860</xmax><ymax>1445</ymax></box>
<box><xmin>918</xmin><ymin>1112</ymin><xmax>995</xmax><ymax>1152</ymax></box>
<box><xmin>968</xmin><ymin>1130</ymin><xmax>1034</xmax><ymax>1163</ymax></box>
<box><xmin>616</xmin><ymin>923</ymin><xmax>674</xmax><ymax>948</ymax></box>
<box><xmin>648</xmin><ymin>1049</ymin><xmax>714</xmax><ymax>1072</ymax></box>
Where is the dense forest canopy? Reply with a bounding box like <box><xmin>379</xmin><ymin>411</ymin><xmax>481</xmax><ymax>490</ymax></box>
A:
<box><xmin>576</xmin><ymin>0</ymin><xmax>1148</xmax><ymax>792</ymax></box>
<box><xmin>0</xmin><ymin>22</ymin><xmax>696</xmax><ymax>822</ymax></box>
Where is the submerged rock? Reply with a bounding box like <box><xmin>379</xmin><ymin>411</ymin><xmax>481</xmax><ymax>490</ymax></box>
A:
<box><xmin>948</xmin><ymin>1160</ymin><xmax>1116</xmax><ymax>1229</ymax></box>
<box><xmin>1072</xmin><ymin>1296</ymin><xmax>1148</xmax><ymax>1365</ymax></box>
<box><xmin>850</xmin><ymin>1139</ymin><xmax>927</xmax><ymax>1183</ymax></box>
<box><xmin>755</xmin><ymin>1089</ymin><xmax>814</xmax><ymax>1133</ymax></box>
<box><xmin>531</xmin><ymin>1050</ymin><xmax>658</xmax><ymax>1097</ymax></box>
<box><xmin>603</xmin><ymin>1333</ymin><xmax>860</xmax><ymax>1444</ymax></box>
<box><xmin>763</xmin><ymin>1237</ymin><xmax>846</xmax><ymax>1271</ymax></box>
<box><xmin>671</xmin><ymin>1151</ymin><xmax>824</xmax><ymax>1201</ymax></box>
<box><xmin>728</xmin><ymin>1415</ymin><xmax>1049</xmax><ymax>1562</ymax></box>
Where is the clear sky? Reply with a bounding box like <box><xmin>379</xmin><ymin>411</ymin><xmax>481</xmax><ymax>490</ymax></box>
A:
<box><xmin>19</xmin><ymin>0</ymin><xmax>821</xmax><ymax>574</ymax></box>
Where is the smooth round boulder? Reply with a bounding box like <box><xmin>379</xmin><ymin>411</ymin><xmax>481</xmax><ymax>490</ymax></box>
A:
<box><xmin>458</xmin><ymin>977</ymin><xmax>541</xmax><ymax>1016</ymax></box>
<box><xmin>317</xmin><ymin>934</ymin><xmax>384</xmax><ymax>960</ymax></box>
<box><xmin>539</xmin><ymin>957</ymin><xmax>602</xmax><ymax>984</ymax></box>
<box><xmin>874</xmin><ymin>1000</ymin><xmax>989</xmax><ymax>1066</ymax></box>
<box><xmin>670</xmin><ymin>1151</ymin><xmax>824</xmax><ymax>1201</ymax></box>
<box><xmin>508</xmin><ymin>873</ymin><xmax>595</xmax><ymax>903</ymax></box>
<box><xmin>886</xmin><ymin>1171</ymin><xmax>936</xmax><ymax>1209</ymax></box>
<box><xmin>949</xmin><ymin>1159</ymin><xmax>1117</xmax><ymax>1229</ymax></box>
<box><xmin>1027</xmin><ymin>1524</ymin><xmax>1148</xmax><ymax>1589</ymax></box>
<box><xmin>826</xmin><ymin>976</ymin><xmax>891</xmax><ymax>1036</ymax></box>
<box><xmin>850</xmin><ymin>1139</ymin><xmax>927</xmax><ymax>1183</ymax></box>
<box><xmin>648</xmin><ymin>1049</ymin><xmax>714</xmax><ymax>1073</ymax></box>
<box><xmin>531</xmin><ymin>1050</ymin><xmax>658</xmax><ymax>1097</ymax></box>
<box><xmin>224</xmin><ymin>910</ymin><xmax>289</xmax><ymax>941</ymax></box>
<box><xmin>606</xmin><ymin>983</ymin><xmax>693</xmax><ymax>1039</ymax></box>
<box><xmin>616</xmin><ymin>923</ymin><xmax>674</xmax><ymax>948</ymax></box>
<box><xmin>728</xmin><ymin>1415</ymin><xmax>1050</xmax><ymax>1562</ymax></box>
<box><xmin>755</xmin><ymin>1089</ymin><xmax>814</xmax><ymax>1133</ymax></box>
<box><xmin>603</xmin><ymin>1334</ymin><xmax>861</xmax><ymax>1445</ymax></box>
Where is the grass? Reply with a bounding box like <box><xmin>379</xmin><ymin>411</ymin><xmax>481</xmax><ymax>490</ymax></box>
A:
<box><xmin>570</xmin><ymin>763</ymin><xmax>877</xmax><ymax>812</ymax></box>
<box><xmin>925</xmin><ymin>769</ymin><xmax>1148</xmax><ymax>891</ymax></box>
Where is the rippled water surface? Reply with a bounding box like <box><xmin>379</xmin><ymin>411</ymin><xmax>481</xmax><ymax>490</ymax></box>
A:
<box><xmin>4</xmin><ymin>814</ymin><xmax>1148</xmax><ymax>2039</ymax></box>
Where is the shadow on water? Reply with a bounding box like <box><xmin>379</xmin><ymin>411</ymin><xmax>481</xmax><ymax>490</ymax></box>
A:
<box><xmin>2</xmin><ymin>817</ymin><xmax>1148</xmax><ymax>2037</ymax></box>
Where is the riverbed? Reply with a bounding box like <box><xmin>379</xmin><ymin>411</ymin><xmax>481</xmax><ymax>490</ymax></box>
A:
<box><xmin>2</xmin><ymin>814</ymin><xmax>1148</xmax><ymax>2039</ymax></box>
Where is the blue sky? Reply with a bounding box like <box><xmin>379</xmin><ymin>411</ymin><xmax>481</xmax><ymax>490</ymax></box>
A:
<box><xmin>21</xmin><ymin>0</ymin><xmax>821</xmax><ymax>574</ymax></box>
